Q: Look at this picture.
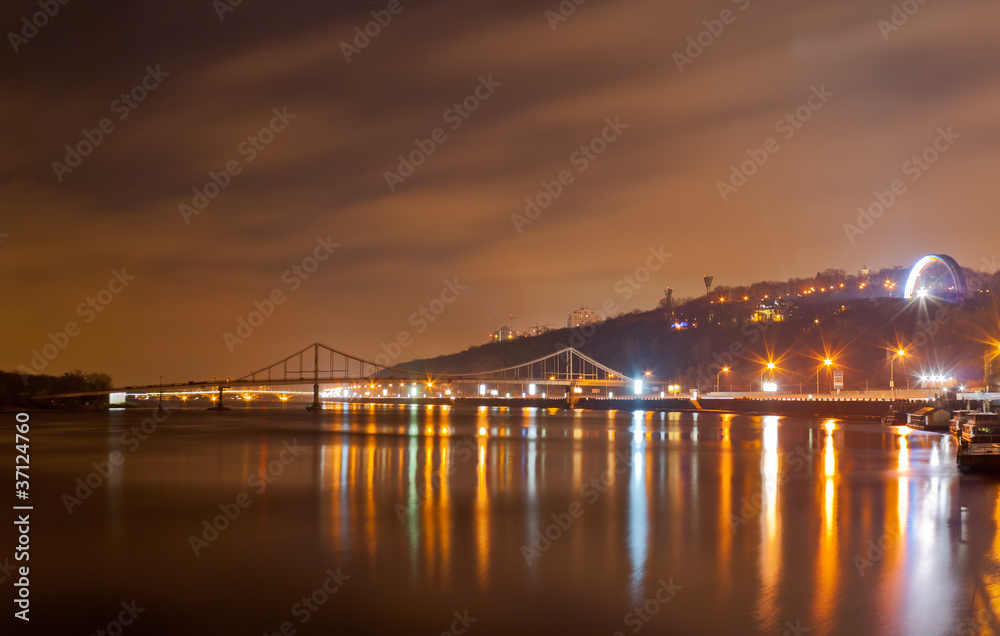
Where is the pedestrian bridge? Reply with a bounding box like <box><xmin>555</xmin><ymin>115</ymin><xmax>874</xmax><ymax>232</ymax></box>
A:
<box><xmin>49</xmin><ymin>342</ymin><xmax>636</xmax><ymax>406</ymax></box>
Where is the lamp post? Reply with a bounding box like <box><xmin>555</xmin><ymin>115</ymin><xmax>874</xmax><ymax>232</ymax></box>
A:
<box><xmin>890</xmin><ymin>349</ymin><xmax>905</xmax><ymax>398</ymax></box>
<box><xmin>761</xmin><ymin>362</ymin><xmax>775</xmax><ymax>396</ymax></box>
<box><xmin>717</xmin><ymin>366</ymin><xmax>729</xmax><ymax>393</ymax></box>
<box><xmin>822</xmin><ymin>358</ymin><xmax>832</xmax><ymax>394</ymax></box>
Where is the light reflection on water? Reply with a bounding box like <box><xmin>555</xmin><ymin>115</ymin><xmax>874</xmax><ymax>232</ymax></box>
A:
<box><xmin>19</xmin><ymin>405</ymin><xmax>1000</xmax><ymax>635</ymax></box>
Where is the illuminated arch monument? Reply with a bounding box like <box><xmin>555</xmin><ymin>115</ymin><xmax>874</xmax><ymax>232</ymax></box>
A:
<box><xmin>903</xmin><ymin>254</ymin><xmax>967</xmax><ymax>300</ymax></box>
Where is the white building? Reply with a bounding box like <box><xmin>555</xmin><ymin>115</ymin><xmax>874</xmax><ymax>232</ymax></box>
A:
<box><xmin>567</xmin><ymin>307</ymin><xmax>602</xmax><ymax>329</ymax></box>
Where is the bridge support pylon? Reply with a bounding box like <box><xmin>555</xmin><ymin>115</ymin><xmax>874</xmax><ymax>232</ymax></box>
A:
<box><xmin>310</xmin><ymin>383</ymin><xmax>320</xmax><ymax>411</ymax></box>
<box><xmin>218</xmin><ymin>386</ymin><xmax>224</xmax><ymax>408</ymax></box>
<box><xmin>568</xmin><ymin>385</ymin><xmax>579</xmax><ymax>409</ymax></box>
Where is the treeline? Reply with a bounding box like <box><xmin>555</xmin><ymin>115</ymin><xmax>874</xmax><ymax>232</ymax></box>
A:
<box><xmin>404</xmin><ymin>286</ymin><xmax>1000</xmax><ymax>393</ymax></box>
<box><xmin>658</xmin><ymin>265</ymin><xmax>1000</xmax><ymax>331</ymax></box>
<box><xmin>0</xmin><ymin>370</ymin><xmax>113</xmax><ymax>407</ymax></box>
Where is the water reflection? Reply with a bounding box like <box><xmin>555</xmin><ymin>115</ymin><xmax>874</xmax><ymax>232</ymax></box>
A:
<box><xmin>59</xmin><ymin>405</ymin><xmax>1000</xmax><ymax>634</ymax></box>
<box><xmin>756</xmin><ymin>415</ymin><xmax>782</xmax><ymax>633</ymax></box>
<box><xmin>475</xmin><ymin>436</ymin><xmax>489</xmax><ymax>590</ymax></box>
<box><xmin>718</xmin><ymin>413</ymin><xmax>733</xmax><ymax>598</ymax></box>
<box><xmin>813</xmin><ymin>420</ymin><xmax>837</xmax><ymax>631</ymax></box>
<box><xmin>628</xmin><ymin>411</ymin><xmax>648</xmax><ymax>603</ymax></box>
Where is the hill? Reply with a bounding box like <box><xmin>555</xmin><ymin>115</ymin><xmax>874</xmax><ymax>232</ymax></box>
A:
<box><xmin>401</xmin><ymin>266</ymin><xmax>1000</xmax><ymax>393</ymax></box>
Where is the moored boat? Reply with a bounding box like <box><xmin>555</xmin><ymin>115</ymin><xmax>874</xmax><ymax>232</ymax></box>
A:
<box><xmin>881</xmin><ymin>404</ymin><xmax>903</xmax><ymax>426</ymax></box>
<box><xmin>907</xmin><ymin>406</ymin><xmax>950</xmax><ymax>432</ymax></box>
<box><xmin>957</xmin><ymin>413</ymin><xmax>1000</xmax><ymax>471</ymax></box>
<box><xmin>950</xmin><ymin>409</ymin><xmax>975</xmax><ymax>436</ymax></box>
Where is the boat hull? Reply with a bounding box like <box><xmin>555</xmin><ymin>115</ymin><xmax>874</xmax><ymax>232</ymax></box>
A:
<box><xmin>958</xmin><ymin>453</ymin><xmax>1000</xmax><ymax>471</ymax></box>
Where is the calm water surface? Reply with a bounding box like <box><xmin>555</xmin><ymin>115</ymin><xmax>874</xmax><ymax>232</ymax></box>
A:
<box><xmin>7</xmin><ymin>405</ymin><xmax>1000</xmax><ymax>635</ymax></box>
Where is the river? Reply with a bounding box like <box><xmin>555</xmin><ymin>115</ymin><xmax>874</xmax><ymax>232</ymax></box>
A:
<box><xmin>6</xmin><ymin>404</ymin><xmax>999</xmax><ymax>635</ymax></box>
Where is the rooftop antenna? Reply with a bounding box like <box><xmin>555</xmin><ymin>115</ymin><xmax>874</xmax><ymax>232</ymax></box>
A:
<box><xmin>488</xmin><ymin>313</ymin><xmax>518</xmax><ymax>335</ymax></box>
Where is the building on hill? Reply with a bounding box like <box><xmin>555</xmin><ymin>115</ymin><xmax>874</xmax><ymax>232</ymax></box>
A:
<box><xmin>567</xmin><ymin>307</ymin><xmax>602</xmax><ymax>329</ymax></box>
<box><xmin>489</xmin><ymin>323</ymin><xmax>550</xmax><ymax>342</ymax></box>
<box><xmin>489</xmin><ymin>325</ymin><xmax>513</xmax><ymax>342</ymax></box>
<box><xmin>752</xmin><ymin>299</ymin><xmax>789</xmax><ymax>323</ymax></box>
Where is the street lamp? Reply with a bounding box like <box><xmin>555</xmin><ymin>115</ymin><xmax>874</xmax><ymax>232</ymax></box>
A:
<box><xmin>817</xmin><ymin>358</ymin><xmax>832</xmax><ymax>394</ymax></box>
<box><xmin>716</xmin><ymin>366</ymin><xmax>729</xmax><ymax>393</ymax></box>
<box><xmin>890</xmin><ymin>349</ymin><xmax>906</xmax><ymax>397</ymax></box>
<box><xmin>761</xmin><ymin>362</ymin><xmax>775</xmax><ymax>395</ymax></box>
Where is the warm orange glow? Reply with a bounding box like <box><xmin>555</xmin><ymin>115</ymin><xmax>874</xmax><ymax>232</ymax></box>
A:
<box><xmin>475</xmin><ymin>439</ymin><xmax>489</xmax><ymax>589</ymax></box>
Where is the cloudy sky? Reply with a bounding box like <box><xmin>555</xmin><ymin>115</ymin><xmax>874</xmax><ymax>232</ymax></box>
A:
<box><xmin>3</xmin><ymin>0</ymin><xmax>999</xmax><ymax>383</ymax></box>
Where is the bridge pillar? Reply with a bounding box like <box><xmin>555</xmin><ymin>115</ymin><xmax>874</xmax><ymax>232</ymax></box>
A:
<box><xmin>312</xmin><ymin>383</ymin><xmax>320</xmax><ymax>411</ymax></box>
<box><xmin>568</xmin><ymin>385</ymin><xmax>579</xmax><ymax>409</ymax></box>
<box><xmin>218</xmin><ymin>386</ymin><xmax>224</xmax><ymax>408</ymax></box>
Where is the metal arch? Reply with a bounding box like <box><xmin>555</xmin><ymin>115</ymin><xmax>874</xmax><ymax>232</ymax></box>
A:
<box><xmin>460</xmin><ymin>347</ymin><xmax>634</xmax><ymax>383</ymax></box>
<box><xmin>234</xmin><ymin>342</ymin><xmax>427</xmax><ymax>383</ymax></box>
<box><xmin>903</xmin><ymin>254</ymin><xmax>967</xmax><ymax>299</ymax></box>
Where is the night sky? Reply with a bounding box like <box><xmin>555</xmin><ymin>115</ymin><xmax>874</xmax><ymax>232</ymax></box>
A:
<box><xmin>3</xmin><ymin>0</ymin><xmax>999</xmax><ymax>384</ymax></box>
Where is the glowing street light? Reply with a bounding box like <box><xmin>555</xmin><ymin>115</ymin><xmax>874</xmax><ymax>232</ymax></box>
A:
<box><xmin>890</xmin><ymin>348</ymin><xmax>906</xmax><ymax>397</ymax></box>
<box><xmin>761</xmin><ymin>361</ymin><xmax>776</xmax><ymax>396</ymax></box>
<box><xmin>716</xmin><ymin>366</ymin><xmax>729</xmax><ymax>393</ymax></box>
<box><xmin>817</xmin><ymin>357</ymin><xmax>833</xmax><ymax>393</ymax></box>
